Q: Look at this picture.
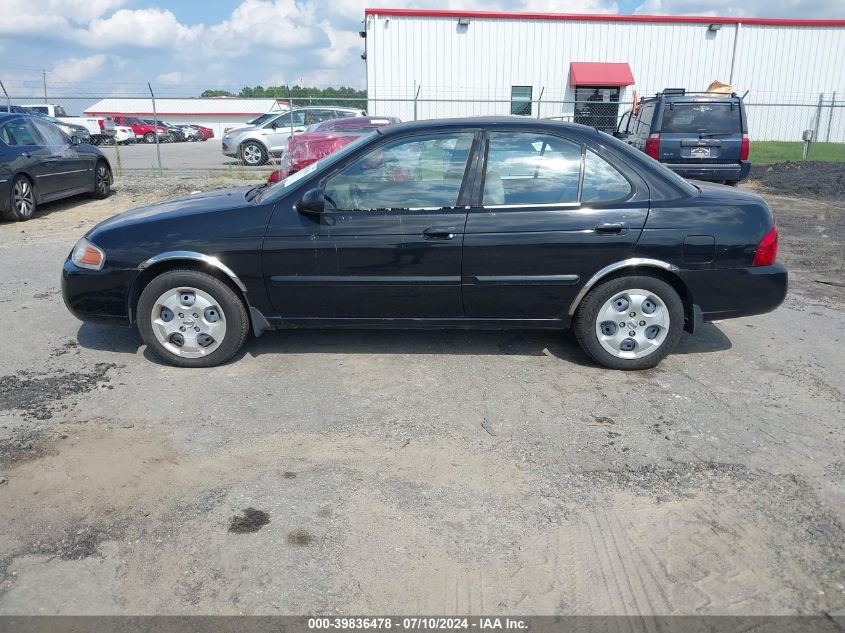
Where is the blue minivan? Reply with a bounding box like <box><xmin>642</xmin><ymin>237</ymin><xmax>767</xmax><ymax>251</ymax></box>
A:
<box><xmin>615</xmin><ymin>89</ymin><xmax>750</xmax><ymax>184</ymax></box>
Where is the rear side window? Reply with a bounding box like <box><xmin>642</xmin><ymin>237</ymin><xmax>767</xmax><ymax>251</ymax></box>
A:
<box><xmin>582</xmin><ymin>149</ymin><xmax>631</xmax><ymax>203</ymax></box>
<box><xmin>661</xmin><ymin>103</ymin><xmax>741</xmax><ymax>134</ymax></box>
<box><xmin>484</xmin><ymin>132</ymin><xmax>582</xmax><ymax>205</ymax></box>
<box><xmin>0</xmin><ymin>119</ymin><xmax>42</xmax><ymax>146</ymax></box>
<box><xmin>636</xmin><ymin>105</ymin><xmax>654</xmax><ymax>134</ymax></box>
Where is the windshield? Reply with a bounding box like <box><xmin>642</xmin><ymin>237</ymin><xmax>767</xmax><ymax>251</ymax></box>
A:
<box><xmin>247</xmin><ymin>112</ymin><xmax>285</xmax><ymax>127</ymax></box>
<box><xmin>661</xmin><ymin>102</ymin><xmax>742</xmax><ymax>135</ymax></box>
<box><xmin>256</xmin><ymin>131</ymin><xmax>378</xmax><ymax>204</ymax></box>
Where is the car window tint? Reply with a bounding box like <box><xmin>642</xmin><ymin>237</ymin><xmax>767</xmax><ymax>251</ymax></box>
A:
<box><xmin>483</xmin><ymin>132</ymin><xmax>581</xmax><ymax>205</ymax></box>
<box><xmin>0</xmin><ymin>119</ymin><xmax>42</xmax><ymax>146</ymax></box>
<box><xmin>638</xmin><ymin>105</ymin><xmax>654</xmax><ymax>132</ymax></box>
<box><xmin>324</xmin><ymin>132</ymin><xmax>474</xmax><ymax>210</ymax></box>
<box><xmin>581</xmin><ymin>149</ymin><xmax>632</xmax><ymax>203</ymax></box>
<box><xmin>661</xmin><ymin>103</ymin><xmax>741</xmax><ymax>134</ymax></box>
<box><xmin>33</xmin><ymin>119</ymin><xmax>68</xmax><ymax>146</ymax></box>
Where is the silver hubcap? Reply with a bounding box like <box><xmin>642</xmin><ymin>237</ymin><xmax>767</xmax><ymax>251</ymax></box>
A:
<box><xmin>96</xmin><ymin>165</ymin><xmax>110</xmax><ymax>194</ymax></box>
<box><xmin>151</xmin><ymin>287</ymin><xmax>226</xmax><ymax>358</ymax></box>
<box><xmin>14</xmin><ymin>180</ymin><xmax>34</xmax><ymax>216</ymax></box>
<box><xmin>242</xmin><ymin>144</ymin><xmax>262</xmax><ymax>164</ymax></box>
<box><xmin>595</xmin><ymin>288</ymin><xmax>670</xmax><ymax>360</ymax></box>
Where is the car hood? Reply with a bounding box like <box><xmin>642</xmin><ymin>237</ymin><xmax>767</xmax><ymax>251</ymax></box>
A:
<box><xmin>90</xmin><ymin>187</ymin><xmax>254</xmax><ymax>233</ymax></box>
<box><xmin>225</xmin><ymin>125</ymin><xmax>259</xmax><ymax>136</ymax></box>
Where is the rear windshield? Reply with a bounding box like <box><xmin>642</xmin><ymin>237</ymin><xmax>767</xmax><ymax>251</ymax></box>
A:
<box><xmin>661</xmin><ymin>103</ymin><xmax>741</xmax><ymax>135</ymax></box>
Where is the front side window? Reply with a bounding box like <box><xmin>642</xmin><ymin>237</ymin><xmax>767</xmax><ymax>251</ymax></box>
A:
<box><xmin>0</xmin><ymin>119</ymin><xmax>42</xmax><ymax>146</ymax></box>
<box><xmin>32</xmin><ymin>119</ymin><xmax>69</xmax><ymax>146</ymax></box>
<box><xmin>581</xmin><ymin>149</ymin><xmax>631</xmax><ymax>203</ymax></box>
<box><xmin>271</xmin><ymin>111</ymin><xmax>307</xmax><ymax>128</ymax></box>
<box><xmin>323</xmin><ymin>132</ymin><xmax>475</xmax><ymax>211</ymax></box>
<box><xmin>511</xmin><ymin>86</ymin><xmax>533</xmax><ymax>116</ymax></box>
<box><xmin>483</xmin><ymin>132</ymin><xmax>582</xmax><ymax>205</ymax></box>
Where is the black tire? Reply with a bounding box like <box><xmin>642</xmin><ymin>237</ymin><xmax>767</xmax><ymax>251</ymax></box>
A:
<box><xmin>144</xmin><ymin>132</ymin><xmax>156</xmax><ymax>144</ymax></box>
<box><xmin>90</xmin><ymin>160</ymin><xmax>112</xmax><ymax>199</ymax></box>
<box><xmin>2</xmin><ymin>175</ymin><xmax>36</xmax><ymax>222</ymax></box>
<box><xmin>573</xmin><ymin>274</ymin><xmax>684</xmax><ymax>370</ymax></box>
<box><xmin>239</xmin><ymin>140</ymin><xmax>268</xmax><ymax>166</ymax></box>
<box><xmin>137</xmin><ymin>269</ymin><xmax>249</xmax><ymax>368</ymax></box>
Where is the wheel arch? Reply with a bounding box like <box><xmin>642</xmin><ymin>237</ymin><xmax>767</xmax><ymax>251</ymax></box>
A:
<box><xmin>11</xmin><ymin>171</ymin><xmax>40</xmax><ymax>203</ymax></box>
<box><xmin>238</xmin><ymin>137</ymin><xmax>268</xmax><ymax>155</ymax></box>
<box><xmin>128</xmin><ymin>252</ymin><xmax>269</xmax><ymax>335</ymax></box>
<box><xmin>569</xmin><ymin>258</ymin><xmax>696</xmax><ymax>333</ymax></box>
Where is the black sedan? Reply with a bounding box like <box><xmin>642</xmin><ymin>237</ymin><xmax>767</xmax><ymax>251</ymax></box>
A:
<box><xmin>61</xmin><ymin>117</ymin><xmax>787</xmax><ymax>370</ymax></box>
<box><xmin>1</xmin><ymin>113</ymin><xmax>112</xmax><ymax>221</ymax></box>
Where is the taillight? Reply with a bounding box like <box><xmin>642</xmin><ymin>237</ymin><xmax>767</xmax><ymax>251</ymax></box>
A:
<box><xmin>645</xmin><ymin>133</ymin><xmax>660</xmax><ymax>159</ymax></box>
<box><xmin>740</xmin><ymin>133</ymin><xmax>750</xmax><ymax>160</ymax></box>
<box><xmin>752</xmin><ymin>224</ymin><xmax>778</xmax><ymax>267</ymax></box>
<box><xmin>267</xmin><ymin>170</ymin><xmax>282</xmax><ymax>183</ymax></box>
<box><xmin>98</xmin><ymin>119</ymin><xmax>105</xmax><ymax>131</ymax></box>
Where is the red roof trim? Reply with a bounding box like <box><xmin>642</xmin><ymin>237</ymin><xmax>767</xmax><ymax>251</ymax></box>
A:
<box><xmin>84</xmin><ymin>112</ymin><xmax>265</xmax><ymax>117</ymax></box>
<box><xmin>365</xmin><ymin>8</ymin><xmax>845</xmax><ymax>27</ymax></box>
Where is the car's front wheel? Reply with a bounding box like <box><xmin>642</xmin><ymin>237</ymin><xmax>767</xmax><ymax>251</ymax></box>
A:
<box><xmin>2</xmin><ymin>175</ymin><xmax>36</xmax><ymax>222</ymax></box>
<box><xmin>137</xmin><ymin>269</ymin><xmax>249</xmax><ymax>368</ymax></box>
<box><xmin>144</xmin><ymin>132</ymin><xmax>156</xmax><ymax>143</ymax></box>
<box><xmin>239</xmin><ymin>141</ymin><xmax>267</xmax><ymax>166</ymax></box>
<box><xmin>574</xmin><ymin>274</ymin><xmax>684</xmax><ymax>370</ymax></box>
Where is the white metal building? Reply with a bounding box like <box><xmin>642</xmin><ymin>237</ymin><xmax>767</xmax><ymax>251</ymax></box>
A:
<box><xmin>364</xmin><ymin>9</ymin><xmax>845</xmax><ymax>141</ymax></box>
<box><xmin>84</xmin><ymin>98</ymin><xmax>290</xmax><ymax>137</ymax></box>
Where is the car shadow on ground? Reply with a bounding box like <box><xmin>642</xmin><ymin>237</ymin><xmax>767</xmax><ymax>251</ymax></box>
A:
<box><xmin>75</xmin><ymin>321</ymin><xmax>732</xmax><ymax>368</ymax></box>
<box><xmin>26</xmin><ymin>193</ymin><xmax>104</xmax><ymax>221</ymax></box>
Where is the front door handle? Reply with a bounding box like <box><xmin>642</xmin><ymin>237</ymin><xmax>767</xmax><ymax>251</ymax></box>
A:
<box><xmin>423</xmin><ymin>226</ymin><xmax>458</xmax><ymax>240</ymax></box>
<box><xmin>595</xmin><ymin>222</ymin><xmax>628</xmax><ymax>235</ymax></box>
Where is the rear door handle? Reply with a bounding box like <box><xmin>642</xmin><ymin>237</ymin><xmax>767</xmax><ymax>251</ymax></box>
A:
<box><xmin>595</xmin><ymin>222</ymin><xmax>628</xmax><ymax>235</ymax></box>
<box><xmin>423</xmin><ymin>226</ymin><xmax>458</xmax><ymax>240</ymax></box>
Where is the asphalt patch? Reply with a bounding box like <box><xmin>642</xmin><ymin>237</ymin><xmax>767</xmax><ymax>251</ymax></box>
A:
<box><xmin>228</xmin><ymin>507</ymin><xmax>270</xmax><ymax>534</ymax></box>
<box><xmin>0</xmin><ymin>363</ymin><xmax>117</xmax><ymax>421</ymax></box>
<box><xmin>287</xmin><ymin>529</ymin><xmax>315</xmax><ymax>546</ymax></box>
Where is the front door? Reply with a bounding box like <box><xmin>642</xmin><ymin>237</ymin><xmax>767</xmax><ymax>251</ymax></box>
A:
<box><xmin>462</xmin><ymin>130</ymin><xmax>649</xmax><ymax>320</ymax></box>
<box><xmin>262</xmin><ymin>130</ymin><xmax>479</xmax><ymax>319</ymax></box>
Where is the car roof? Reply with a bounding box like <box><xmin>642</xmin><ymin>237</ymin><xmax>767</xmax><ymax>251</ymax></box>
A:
<box><xmin>377</xmin><ymin>116</ymin><xmax>601</xmax><ymax>138</ymax></box>
<box><xmin>643</xmin><ymin>93</ymin><xmax>740</xmax><ymax>104</ymax></box>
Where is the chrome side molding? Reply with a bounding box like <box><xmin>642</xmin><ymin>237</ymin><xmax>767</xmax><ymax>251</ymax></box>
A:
<box><xmin>137</xmin><ymin>251</ymin><xmax>248</xmax><ymax>293</ymax></box>
<box><xmin>567</xmin><ymin>258</ymin><xmax>679</xmax><ymax>316</ymax></box>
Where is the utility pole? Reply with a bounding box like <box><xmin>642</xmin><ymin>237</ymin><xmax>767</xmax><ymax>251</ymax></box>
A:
<box><xmin>42</xmin><ymin>70</ymin><xmax>48</xmax><ymax>103</ymax></box>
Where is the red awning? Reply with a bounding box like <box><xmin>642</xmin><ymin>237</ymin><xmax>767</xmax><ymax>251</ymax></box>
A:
<box><xmin>569</xmin><ymin>62</ymin><xmax>635</xmax><ymax>86</ymax></box>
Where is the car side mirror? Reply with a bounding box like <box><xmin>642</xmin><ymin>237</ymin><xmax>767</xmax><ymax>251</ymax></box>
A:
<box><xmin>296</xmin><ymin>188</ymin><xmax>326</xmax><ymax>215</ymax></box>
<box><xmin>70</xmin><ymin>136</ymin><xmax>81</xmax><ymax>146</ymax></box>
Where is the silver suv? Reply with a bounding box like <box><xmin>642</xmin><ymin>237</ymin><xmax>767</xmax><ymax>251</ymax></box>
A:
<box><xmin>222</xmin><ymin>106</ymin><xmax>365</xmax><ymax>166</ymax></box>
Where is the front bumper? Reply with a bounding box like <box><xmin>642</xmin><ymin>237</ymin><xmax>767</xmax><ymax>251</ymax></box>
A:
<box><xmin>678</xmin><ymin>262</ymin><xmax>788</xmax><ymax>321</ymax></box>
<box><xmin>222</xmin><ymin>138</ymin><xmax>238</xmax><ymax>156</ymax></box>
<box><xmin>666</xmin><ymin>161</ymin><xmax>751</xmax><ymax>183</ymax></box>
<box><xmin>62</xmin><ymin>259</ymin><xmax>137</xmax><ymax>326</ymax></box>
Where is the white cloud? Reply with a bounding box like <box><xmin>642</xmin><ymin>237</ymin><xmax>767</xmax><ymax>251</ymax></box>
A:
<box><xmin>634</xmin><ymin>0</ymin><xmax>835</xmax><ymax>16</ymax></box>
<box><xmin>51</xmin><ymin>54</ymin><xmax>108</xmax><ymax>84</ymax></box>
<box><xmin>203</xmin><ymin>0</ymin><xmax>321</xmax><ymax>55</ymax></box>
<box><xmin>85</xmin><ymin>8</ymin><xmax>203</xmax><ymax>48</ymax></box>
<box><xmin>156</xmin><ymin>71</ymin><xmax>183</xmax><ymax>86</ymax></box>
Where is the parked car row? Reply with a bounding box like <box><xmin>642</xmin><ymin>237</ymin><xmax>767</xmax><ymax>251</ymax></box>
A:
<box><xmin>5</xmin><ymin>104</ymin><xmax>115</xmax><ymax>145</ymax></box>
<box><xmin>108</xmin><ymin>115</ymin><xmax>213</xmax><ymax>145</ymax></box>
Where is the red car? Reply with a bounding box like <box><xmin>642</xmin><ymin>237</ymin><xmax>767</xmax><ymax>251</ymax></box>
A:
<box><xmin>110</xmin><ymin>115</ymin><xmax>169</xmax><ymax>144</ymax></box>
<box><xmin>267</xmin><ymin>116</ymin><xmax>400</xmax><ymax>183</ymax></box>
<box><xmin>193</xmin><ymin>125</ymin><xmax>214</xmax><ymax>140</ymax></box>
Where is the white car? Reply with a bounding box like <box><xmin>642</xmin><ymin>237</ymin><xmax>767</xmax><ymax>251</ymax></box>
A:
<box><xmin>114</xmin><ymin>125</ymin><xmax>136</xmax><ymax>145</ymax></box>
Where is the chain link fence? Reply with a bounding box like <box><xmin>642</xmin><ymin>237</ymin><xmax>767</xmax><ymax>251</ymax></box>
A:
<box><xmin>1</xmin><ymin>85</ymin><xmax>842</xmax><ymax>173</ymax></box>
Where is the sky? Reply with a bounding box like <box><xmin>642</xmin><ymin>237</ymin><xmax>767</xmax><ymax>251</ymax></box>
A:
<box><xmin>0</xmin><ymin>0</ymin><xmax>841</xmax><ymax>98</ymax></box>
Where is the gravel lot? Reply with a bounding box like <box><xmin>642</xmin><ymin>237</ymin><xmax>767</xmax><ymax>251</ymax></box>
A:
<box><xmin>0</xmin><ymin>171</ymin><xmax>843</xmax><ymax>616</ymax></box>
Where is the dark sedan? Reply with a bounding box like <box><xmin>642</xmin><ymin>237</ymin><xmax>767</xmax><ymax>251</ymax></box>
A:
<box><xmin>1</xmin><ymin>113</ymin><xmax>112</xmax><ymax>221</ymax></box>
<box><xmin>62</xmin><ymin>117</ymin><xmax>786</xmax><ymax>370</ymax></box>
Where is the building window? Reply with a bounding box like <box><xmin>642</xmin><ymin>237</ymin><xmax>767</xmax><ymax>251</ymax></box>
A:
<box><xmin>511</xmin><ymin>86</ymin><xmax>532</xmax><ymax>116</ymax></box>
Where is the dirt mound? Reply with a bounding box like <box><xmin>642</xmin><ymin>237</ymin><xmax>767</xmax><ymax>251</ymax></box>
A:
<box><xmin>750</xmin><ymin>161</ymin><xmax>845</xmax><ymax>201</ymax></box>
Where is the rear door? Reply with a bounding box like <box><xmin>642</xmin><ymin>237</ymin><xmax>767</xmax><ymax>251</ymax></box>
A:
<box><xmin>630</xmin><ymin>103</ymin><xmax>654</xmax><ymax>152</ymax></box>
<box><xmin>462</xmin><ymin>129</ymin><xmax>649</xmax><ymax>320</ymax></box>
<box><xmin>31</xmin><ymin>118</ymin><xmax>91</xmax><ymax>192</ymax></box>
<box><xmin>657</xmin><ymin>100</ymin><xmax>744</xmax><ymax>164</ymax></box>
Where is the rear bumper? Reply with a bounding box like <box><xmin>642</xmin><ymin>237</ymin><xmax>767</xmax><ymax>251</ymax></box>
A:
<box><xmin>678</xmin><ymin>262</ymin><xmax>788</xmax><ymax>321</ymax></box>
<box><xmin>666</xmin><ymin>161</ymin><xmax>751</xmax><ymax>182</ymax></box>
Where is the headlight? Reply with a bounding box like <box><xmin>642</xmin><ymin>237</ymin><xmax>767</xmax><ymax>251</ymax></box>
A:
<box><xmin>71</xmin><ymin>237</ymin><xmax>105</xmax><ymax>270</ymax></box>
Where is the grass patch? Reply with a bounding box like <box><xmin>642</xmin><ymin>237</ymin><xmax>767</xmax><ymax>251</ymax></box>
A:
<box><xmin>752</xmin><ymin>141</ymin><xmax>845</xmax><ymax>165</ymax></box>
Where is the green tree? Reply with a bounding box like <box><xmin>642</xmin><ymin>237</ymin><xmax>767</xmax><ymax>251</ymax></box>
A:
<box><xmin>200</xmin><ymin>89</ymin><xmax>234</xmax><ymax>97</ymax></box>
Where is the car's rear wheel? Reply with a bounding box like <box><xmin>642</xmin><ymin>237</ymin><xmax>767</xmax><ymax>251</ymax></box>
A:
<box><xmin>574</xmin><ymin>274</ymin><xmax>684</xmax><ymax>370</ymax></box>
<box><xmin>90</xmin><ymin>160</ymin><xmax>111</xmax><ymax>199</ymax></box>
<box><xmin>144</xmin><ymin>132</ymin><xmax>155</xmax><ymax>143</ymax></box>
<box><xmin>2</xmin><ymin>175</ymin><xmax>36</xmax><ymax>222</ymax></box>
<box><xmin>137</xmin><ymin>269</ymin><xmax>249</xmax><ymax>368</ymax></box>
<box><xmin>239</xmin><ymin>141</ymin><xmax>267</xmax><ymax>166</ymax></box>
